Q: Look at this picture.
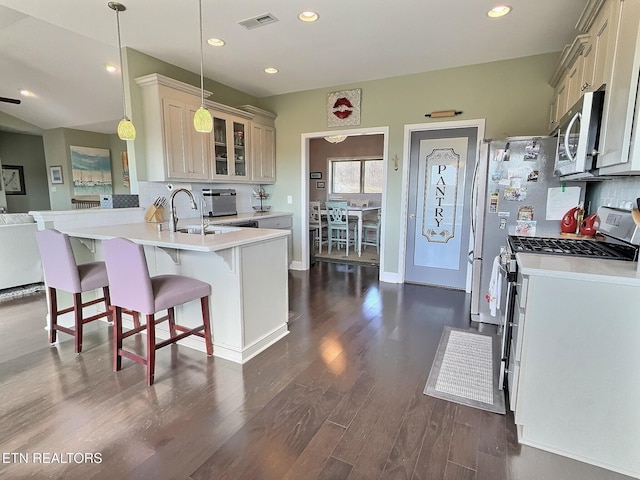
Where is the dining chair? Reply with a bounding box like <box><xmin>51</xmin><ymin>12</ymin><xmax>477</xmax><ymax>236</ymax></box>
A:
<box><xmin>362</xmin><ymin>210</ymin><xmax>381</xmax><ymax>253</ymax></box>
<box><xmin>349</xmin><ymin>199</ymin><xmax>370</xmax><ymax>207</ymax></box>
<box><xmin>36</xmin><ymin>228</ymin><xmax>114</xmax><ymax>353</ymax></box>
<box><xmin>309</xmin><ymin>201</ymin><xmax>327</xmax><ymax>253</ymax></box>
<box><xmin>103</xmin><ymin>237</ymin><xmax>213</xmax><ymax>386</ymax></box>
<box><xmin>325</xmin><ymin>201</ymin><xmax>358</xmax><ymax>255</ymax></box>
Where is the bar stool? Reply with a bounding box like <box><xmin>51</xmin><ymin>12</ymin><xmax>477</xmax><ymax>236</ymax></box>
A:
<box><xmin>103</xmin><ymin>237</ymin><xmax>213</xmax><ymax>386</ymax></box>
<box><xmin>35</xmin><ymin>228</ymin><xmax>113</xmax><ymax>353</ymax></box>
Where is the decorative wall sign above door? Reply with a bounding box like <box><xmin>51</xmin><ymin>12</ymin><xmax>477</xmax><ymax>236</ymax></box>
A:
<box><xmin>327</xmin><ymin>89</ymin><xmax>361</xmax><ymax>127</ymax></box>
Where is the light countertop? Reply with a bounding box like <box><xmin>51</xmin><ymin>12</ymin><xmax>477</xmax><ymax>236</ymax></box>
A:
<box><xmin>60</xmin><ymin>222</ymin><xmax>289</xmax><ymax>253</ymax></box>
<box><xmin>516</xmin><ymin>252</ymin><xmax>640</xmax><ymax>286</ymax></box>
<box><xmin>200</xmin><ymin>211</ymin><xmax>292</xmax><ymax>224</ymax></box>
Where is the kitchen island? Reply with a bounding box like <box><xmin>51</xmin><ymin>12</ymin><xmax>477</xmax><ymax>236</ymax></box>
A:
<box><xmin>53</xmin><ymin>221</ymin><xmax>290</xmax><ymax>364</ymax></box>
<box><xmin>510</xmin><ymin>252</ymin><xmax>640</xmax><ymax>479</ymax></box>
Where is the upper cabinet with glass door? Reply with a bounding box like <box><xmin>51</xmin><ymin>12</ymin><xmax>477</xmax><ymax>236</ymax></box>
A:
<box><xmin>209</xmin><ymin>108</ymin><xmax>252</xmax><ymax>182</ymax></box>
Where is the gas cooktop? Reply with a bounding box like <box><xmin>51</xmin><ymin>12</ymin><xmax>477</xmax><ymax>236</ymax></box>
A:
<box><xmin>508</xmin><ymin>235</ymin><xmax>638</xmax><ymax>261</ymax></box>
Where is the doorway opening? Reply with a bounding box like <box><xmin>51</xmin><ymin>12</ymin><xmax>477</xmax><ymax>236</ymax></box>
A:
<box><xmin>301</xmin><ymin>127</ymin><xmax>389</xmax><ymax>273</ymax></box>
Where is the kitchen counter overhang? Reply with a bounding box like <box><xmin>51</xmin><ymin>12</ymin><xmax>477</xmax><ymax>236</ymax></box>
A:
<box><xmin>59</xmin><ymin>221</ymin><xmax>290</xmax><ymax>253</ymax></box>
<box><xmin>51</xmin><ymin>221</ymin><xmax>290</xmax><ymax>365</ymax></box>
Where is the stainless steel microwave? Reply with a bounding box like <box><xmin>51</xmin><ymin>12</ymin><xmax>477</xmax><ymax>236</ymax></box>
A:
<box><xmin>554</xmin><ymin>90</ymin><xmax>605</xmax><ymax>179</ymax></box>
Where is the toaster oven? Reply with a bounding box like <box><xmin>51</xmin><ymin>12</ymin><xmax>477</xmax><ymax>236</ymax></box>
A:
<box><xmin>203</xmin><ymin>189</ymin><xmax>237</xmax><ymax>217</ymax></box>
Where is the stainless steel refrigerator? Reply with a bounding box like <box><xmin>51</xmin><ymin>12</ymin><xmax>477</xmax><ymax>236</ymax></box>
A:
<box><xmin>470</xmin><ymin>136</ymin><xmax>584</xmax><ymax>325</ymax></box>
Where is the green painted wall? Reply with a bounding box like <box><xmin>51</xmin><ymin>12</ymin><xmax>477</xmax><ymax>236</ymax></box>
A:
<box><xmin>42</xmin><ymin>128</ymin><xmax>129</xmax><ymax>210</ymax></box>
<box><xmin>0</xmin><ymin>131</ymin><xmax>50</xmax><ymax>213</ymax></box>
<box><xmin>259</xmin><ymin>52</ymin><xmax>560</xmax><ymax>274</ymax></box>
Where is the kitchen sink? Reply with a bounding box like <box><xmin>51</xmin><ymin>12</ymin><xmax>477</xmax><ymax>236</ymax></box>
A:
<box><xmin>176</xmin><ymin>224</ymin><xmax>241</xmax><ymax>235</ymax></box>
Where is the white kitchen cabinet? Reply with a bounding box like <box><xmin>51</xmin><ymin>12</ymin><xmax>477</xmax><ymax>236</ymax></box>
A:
<box><xmin>549</xmin><ymin>0</ymin><xmax>620</xmax><ymax>128</ymax></box>
<box><xmin>587</xmin><ymin>0</ymin><xmax>620</xmax><ymax>95</ymax></box>
<box><xmin>162</xmin><ymin>99</ymin><xmax>210</xmax><ymax>180</ymax></box>
<box><xmin>136</xmin><ymin>74</ymin><xmax>212</xmax><ymax>181</ymax></box>
<box><xmin>511</xmin><ymin>265</ymin><xmax>640</xmax><ymax>478</ymax></box>
<box><xmin>597</xmin><ymin>0</ymin><xmax>640</xmax><ymax>172</ymax></box>
<box><xmin>548</xmin><ymin>36</ymin><xmax>588</xmax><ymax>131</ymax></box>
<box><xmin>257</xmin><ymin>214</ymin><xmax>292</xmax><ymax>264</ymax></box>
<box><xmin>210</xmin><ymin>111</ymin><xmax>251</xmax><ymax>182</ymax></box>
<box><xmin>239</xmin><ymin>105</ymin><xmax>277</xmax><ymax>184</ymax></box>
<box><xmin>135</xmin><ymin>74</ymin><xmax>276</xmax><ymax>184</ymax></box>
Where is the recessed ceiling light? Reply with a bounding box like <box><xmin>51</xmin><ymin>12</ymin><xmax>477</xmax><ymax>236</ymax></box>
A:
<box><xmin>298</xmin><ymin>11</ymin><xmax>319</xmax><ymax>22</ymax></box>
<box><xmin>264</xmin><ymin>67</ymin><xmax>279</xmax><ymax>74</ymax></box>
<box><xmin>207</xmin><ymin>38</ymin><xmax>225</xmax><ymax>47</ymax></box>
<box><xmin>105</xmin><ymin>64</ymin><xmax>118</xmax><ymax>73</ymax></box>
<box><xmin>488</xmin><ymin>5</ymin><xmax>512</xmax><ymax>18</ymax></box>
<box><xmin>20</xmin><ymin>89</ymin><xmax>34</xmax><ymax>97</ymax></box>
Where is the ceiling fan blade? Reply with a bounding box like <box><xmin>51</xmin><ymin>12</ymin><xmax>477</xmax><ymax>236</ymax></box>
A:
<box><xmin>0</xmin><ymin>97</ymin><xmax>21</xmax><ymax>105</ymax></box>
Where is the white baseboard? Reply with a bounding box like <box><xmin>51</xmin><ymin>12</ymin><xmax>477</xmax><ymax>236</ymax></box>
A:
<box><xmin>119</xmin><ymin>316</ymin><xmax>288</xmax><ymax>365</ymax></box>
<box><xmin>289</xmin><ymin>260</ymin><xmax>305</xmax><ymax>271</ymax></box>
<box><xmin>380</xmin><ymin>270</ymin><xmax>402</xmax><ymax>283</ymax></box>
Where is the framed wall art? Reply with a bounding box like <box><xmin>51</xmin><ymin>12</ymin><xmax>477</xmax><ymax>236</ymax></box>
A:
<box><xmin>310</xmin><ymin>171</ymin><xmax>322</xmax><ymax>180</ymax></box>
<box><xmin>327</xmin><ymin>88</ymin><xmax>361</xmax><ymax>127</ymax></box>
<box><xmin>70</xmin><ymin>146</ymin><xmax>113</xmax><ymax>196</ymax></box>
<box><xmin>50</xmin><ymin>165</ymin><xmax>64</xmax><ymax>184</ymax></box>
<box><xmin>2</xmin><ymin>165</ymin><xmax>26</xmax><ymax>195</ymax></box>
<box><xmin>316</xmin><ymin>181</ymin><xmax>326</xmax><ymax>189</ymax></box>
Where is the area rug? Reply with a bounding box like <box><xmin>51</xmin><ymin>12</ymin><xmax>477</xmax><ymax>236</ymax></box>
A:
<box><xmin>0</xmin><ymin>283</ymin><xmax>45</xmax><ymax>303</ymax></box>
<box><xmin>424</xmin><ymin>326</ymin><xmax>505</xmax><ymax>414</ymax></box>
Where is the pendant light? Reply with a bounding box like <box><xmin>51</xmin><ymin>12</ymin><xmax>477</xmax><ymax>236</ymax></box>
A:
<box><xmin>108</xmin><ymin>2</ymin><xmax>136</xmax><ymax>141</ymax></box>
<box><xmin>324</xmin><ymin>135</ymin><xmax>348</xmax><ymax>144</ymax></box>
<box><xmin>193</xmin><ymin>0</ymin><xmax>213</xmax><ymax>132</ymax></box>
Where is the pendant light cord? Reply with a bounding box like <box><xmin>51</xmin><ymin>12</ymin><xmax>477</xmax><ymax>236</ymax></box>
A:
<box><xmin>199</xmin><ymin>0</ymin><xmax>205</xmax><ymax>108</ymax></box>
<box><xmin>114</xmin><ymin>8</ymin><xmax>128</xmax><ymax>120</ymax></box>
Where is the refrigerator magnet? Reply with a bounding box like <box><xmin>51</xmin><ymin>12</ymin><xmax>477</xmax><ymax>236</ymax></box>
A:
<box><xmin>517</xmin><ymin>205</ymin><xmax>534</xmax><ymax>221</ymax></box>
<box><xmin>489</xmin><ymin>192</ymin><xmax>499</xmax><ymax>213</ymax></box>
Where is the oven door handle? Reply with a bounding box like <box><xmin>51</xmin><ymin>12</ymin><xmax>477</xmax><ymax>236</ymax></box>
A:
<box><xmin>499</xmin><ymin>278</ymin><xmax>517</xmax><ymax>390</ymax></box>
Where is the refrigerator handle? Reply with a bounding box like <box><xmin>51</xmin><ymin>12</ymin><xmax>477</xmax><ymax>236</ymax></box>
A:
<box><xmin>471</xmin><ymin>141</ymin><xmax>490</xmax><ymax>260</ymax></box>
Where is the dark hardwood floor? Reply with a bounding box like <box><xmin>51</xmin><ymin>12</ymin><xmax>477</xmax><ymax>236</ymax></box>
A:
<box><xmin>0</xmin><ymin>263</ymin><xmax>631</xmax><ymax>479</ymax></box>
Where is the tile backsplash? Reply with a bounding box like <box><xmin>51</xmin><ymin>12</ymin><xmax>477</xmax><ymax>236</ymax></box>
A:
<box><xmin>137</xmin><ymin>181</ymin><xmax>268</xmax><ymax>221</ymax></box>
<box><xmin>586</xmin><ymin>176</ymin><xmax>640</xmax><ymax>212</ymax></box>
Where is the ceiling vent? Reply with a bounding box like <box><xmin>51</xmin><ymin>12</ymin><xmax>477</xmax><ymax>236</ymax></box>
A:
<box><xmin>238</xmin><ymin>13</ymin><xmax>279</xmax><ymax>30</ymax></box>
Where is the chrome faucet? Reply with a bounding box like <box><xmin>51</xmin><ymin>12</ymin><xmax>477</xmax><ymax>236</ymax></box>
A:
<box><xmin>168</xmin><ymin>188</ymin><xmax>197</xmax><ymax>232</ymax></box>
<box><xmin>200</xmin><ymin>196</ymin><xmax>209</xmax><ymax>235</ymax></box>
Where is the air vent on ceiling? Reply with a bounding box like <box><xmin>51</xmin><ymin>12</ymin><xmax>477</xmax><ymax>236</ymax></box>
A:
<box><xmin>238</xmin><ymin>13</ymin><xmax>279</xmax><ymax>30</ymax></box>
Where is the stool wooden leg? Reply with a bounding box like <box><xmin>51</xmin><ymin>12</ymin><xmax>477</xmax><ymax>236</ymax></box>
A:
<box><xmin>146</xmin><ymin>314</ymin><xmax>156</xmax><ymax>386</ymax></box>
<box><xmin>73</xmin><ymin>292</ymin><xmax>83</xmax><ymax>354</ymax></box>
<box><xmin>201</xmin><ymin>296</ymin><xmax>213</xmax><ymax>356</ymax></box>
<box><xmin>103</xmin><ymin>287</ymin><xmax>112</xmax><ymax>322</ymax></box>
<box><xmin>113</xmin><ymin>306</ymin><xmax>123</xmax><ymax>372</ymax></box>
<box><xmin>132</xmin><ymin>312</ymin><xmax>140</xmax><ymax>329</ymax></box>
<box><xmin>48</xmin><ymin>287</ymin><xmax>58</xmax><ymax>344</ymax></box>
<box><xmin>167</xmin><ymin>307</ymin><xmax>176</xmax><ymax>338</ymax></box>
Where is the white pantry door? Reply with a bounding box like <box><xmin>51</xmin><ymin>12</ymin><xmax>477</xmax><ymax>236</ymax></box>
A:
<box><xmin>404</xmin><ymin>127</ymin><xmax>478</xmax><ymax>289</ymax></box>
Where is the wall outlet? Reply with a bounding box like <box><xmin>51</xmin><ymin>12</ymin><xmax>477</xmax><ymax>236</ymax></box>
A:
<box><xmin>287</xmin><ymin>195</ymin><xmax>293</xmax><ymax>204</ymax></box>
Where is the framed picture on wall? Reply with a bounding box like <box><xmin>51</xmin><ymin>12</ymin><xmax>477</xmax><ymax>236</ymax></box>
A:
<box><xmin>316</xmin><ymin>181</ymin><xmax>326</xmax><ymax>189</ymax></box>
<box><xmin>310</xmin><ymin>171</ymin><xmax>322</xmax><ymax>180</ymax></box>
<box><xmin>2</xmin><ymin>165</ymin><xmax>26</xmax><ymax>195</ymax></box>
<box><xmin>50</xmin><ymin>165</ymin><xmax>64</xmax><ymax>184</ymax></box>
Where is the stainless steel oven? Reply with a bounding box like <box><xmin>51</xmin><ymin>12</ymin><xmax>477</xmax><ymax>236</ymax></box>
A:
<box><xmin>500</xmin><ymin>206</ymin><xmax>639</xmax><ymax>402</ymax></box>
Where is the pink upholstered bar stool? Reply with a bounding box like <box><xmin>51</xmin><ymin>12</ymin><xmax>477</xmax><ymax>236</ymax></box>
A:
<box><xmin>35</xmin><ymin>228</ymin><xmax>113</xmax><ymax>353</ymax></box>
<box><xmin>103</xmin><ymin>237</ymin><xmax>213</xmax><ymax>386</ymax></box>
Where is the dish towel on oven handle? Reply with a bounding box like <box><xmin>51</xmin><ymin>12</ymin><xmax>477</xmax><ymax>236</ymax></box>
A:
<box><xmin>485</xmin><ymin>256</ymin><xmax>502</xmax><ymax>316</ymax></box>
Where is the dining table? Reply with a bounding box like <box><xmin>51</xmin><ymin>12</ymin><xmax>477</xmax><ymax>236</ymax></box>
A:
<box><xmin>321</xmin><ymin>205</ymin><xmax>381</xmax><ymax>257</ymax></box>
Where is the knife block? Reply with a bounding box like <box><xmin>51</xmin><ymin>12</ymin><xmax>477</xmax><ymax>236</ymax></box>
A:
<box><xmin>145</xmin><ymin>205</ymin><xmax>165</xmax><ymax>223</ymax></box>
